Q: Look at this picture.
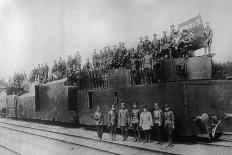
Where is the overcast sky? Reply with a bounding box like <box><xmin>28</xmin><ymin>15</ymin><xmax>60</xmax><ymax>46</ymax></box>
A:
<box><xmin>0</xmin><ymin>0</ymin><xmax>232</xmax><ymax>80</ymax></box>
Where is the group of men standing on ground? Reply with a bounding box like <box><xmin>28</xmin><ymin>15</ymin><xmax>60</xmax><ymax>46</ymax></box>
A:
<box><xmin>93</xmin><ymin>102</ymin><xmax>175</xmax><ymax>147</ymax></box>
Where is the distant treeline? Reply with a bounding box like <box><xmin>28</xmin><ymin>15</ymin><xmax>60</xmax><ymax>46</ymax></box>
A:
<box><xmin>212</xmin><ymin>61</ymin><xmax>232</xmax><ymax>80</ymax></box>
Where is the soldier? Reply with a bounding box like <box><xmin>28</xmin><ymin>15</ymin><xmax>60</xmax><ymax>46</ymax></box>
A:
<box><xmin>118</xmin><ymin>103</ymin><xmax>129</xmax><ymax>141</ymax></box>
<box><xmin>93</xmin><ymin>105</ymin><xmax>104</xmax><ymax>140</ymax></box>
<box><xmin>131</xmin><ymin>103</ymin><xmax>140</xmax><ymax>142</ymax></box>
<box><xmin>164</xmin><ymin>104</ymin><xmax>175</xmax><ymax>147</ymax></box>
<box><xmin>84</xmin><ymin>58</ymin><xmax>93</xmax><ymax>89</ymax></box>
<box><xmin>153</xmin><ymin>103</ymin><xmax>163</xmax><ymax>144</ymax></box>
<box><xmin>170</xmin><ymin>25</ymin><xmax>179</xmax><ymax>41</ymax></box>
<box><xmin>108</xmin><ymin>104</ymin><xmax>117</xmax><ymax>141</ymax></box>
<box><xmin>143</xmin><ymin>36</ymin><xmax>151</xmax><ymax>55</ymax></box>
<box><xmin>52</xmin><ymin>60</ymin><xmax>58</xmax><ymax>81</ymax></box>
<box><xmin>44</xmin><ymin>63</ymin><xmax>49</xmax><ymax>82</ymax></box>
<box><xmin>36</xmin><ymin>64</ymin><xmax>41</xmax><ymax>81</ymax></box>
<box><xmin>169</xmin><ymin>38</ymin><xmax>178</xmax><ymax>59</ymax></box>
<box><xmin>152</xmin><ymin>34</ymin><xmax>160</xmax><ymax>60</ymax></box>
<box><xmin>67</xmin><ymin>55</ymin><xmax>73</xmax><ymax>68</ymax></box>
<box><xmin>178</xmin><ymin>29</ymin><xmax>192</xmax><ymax>58</ymax></box>
<box><xmin>137</xmin><ymin>37</ymin><xmax>143</xmax><ymax>52</ymax></box>
<box><xmin>92</xmin><ymin>49</ymin><xmax>98</xmax><ymax>68</ymax></box>
<box><xmin>203</xmin><ymin>22</ymin><xmax>213</xmax><ymax>56</ymax></box>
<box><xmin>130</xmin><ymin>52</ymin><xmax>137</xmax><ymax>85</ymax></box>
<box><xmin>160</xmin><ymin>31</ymin><xmax>169</xmax><ymax>59</ymax></box>
<box><xmin>143</xmin><ymin>51</ymin><xmax>153</xmax><ymax>85</ymax></box>
<box><xmin>140</xmin><ymin>105</ymin><xmax>153</xmax><ymax>143</ymax></box>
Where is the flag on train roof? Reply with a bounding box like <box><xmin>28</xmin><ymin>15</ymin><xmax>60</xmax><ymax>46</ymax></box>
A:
<box><xmin>178</xmin><ymin>14</ymin><xmax>205</xmax><ymax>50</ymax></box>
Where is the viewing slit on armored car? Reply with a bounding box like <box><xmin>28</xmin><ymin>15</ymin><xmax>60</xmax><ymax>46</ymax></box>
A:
<box><xmin>3</xmin><ymin>14</ymin><xmax>232</xmax><ymax>142</ymax></box>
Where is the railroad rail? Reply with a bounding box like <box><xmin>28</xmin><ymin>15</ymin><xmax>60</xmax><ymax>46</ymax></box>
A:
<box><xmin>0</xmin><ymin>121</ymin><xmax>176</xmax><ymax>155</ymax></box>
<box><xmin>0</xmin><ymin>144</ymin><xmax>22</xmax><ymax>155</ymax></box>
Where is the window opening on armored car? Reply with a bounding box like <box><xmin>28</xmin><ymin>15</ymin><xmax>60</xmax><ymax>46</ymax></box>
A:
<box><xmin>87</xmin><ymin>92</ymin><xmax>93</xmax><ymax>109</ymax></box>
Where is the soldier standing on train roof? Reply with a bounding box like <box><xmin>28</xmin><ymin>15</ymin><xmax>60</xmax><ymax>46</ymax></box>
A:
<box><xmin>137</xmin><ymin>37</ymin><xmax>143</xmax><ymax>52</ymax></box>
<box><xmin>153</xmin><ymin>103</ymin><xmax>163</xmax><ymax>144</ymax></box>
<box><xmin>108</xmin><ymin>104</ymin><xmax>118</xmax><ymax>141</ymax></box>
<box><xmin>131</xmin><ymin>103</ymin><xmax>140</xmax><ymax>142</ymax></box>
<box><xmin>164</xmin><ymin>104</ymin><xmax>175</xmax><ymax>147</ymax></box>
<box><xmin>161</xmin><ymin>31</ymin><xmax>169</xmax><ymax>59</ymax></box>
<box><xmin>118</xmin><ymin>103</ymin><xmax>129</xmax><ymax>141</ymax></box>
<box><xmin>170</xmin><ymin>24</ymin><xmax>179</xmax><ymax>39</ymax></box>
<box><xmin>44</xmin><ymin>63</ymin><xmax>49</xmax><ymax>82</ymax></box>
<box><xmin>143</xmin><ymin>50</ymin><xmax>153</xmax><ymax>85</ymax></box>
<box><xmin>93</xmin><ymin>105</ymin><xmax>104</xmax><ymax>141</ymax></box>
<box><xmin>143</xmin><ymin>36</ymin><xmax>151</xmax><ymax>55</ymax></box>
<box><xmin>140</xmin><ymin>105</ymin><xmax>153</xmax><ymax>143</ymax></box>
<box><xmin>152</xmin><ymin>34</ymin><xmax>160</xmax><ymax>60</ymax></box>
<box><xmin>203</xmin><ymin>22</ymin><xmax>213</xmax><ymax>56</ymax></box>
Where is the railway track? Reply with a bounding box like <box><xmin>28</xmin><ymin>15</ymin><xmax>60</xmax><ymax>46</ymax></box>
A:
<box><xmin>0</xmin><ymin>121</ymin><xmax>176</xmax><ymax>155</ymax></box>
<box><xmin>0</xmin><ymin>144</ymin><xmax>22</xmax><ymax>155</ymax></box>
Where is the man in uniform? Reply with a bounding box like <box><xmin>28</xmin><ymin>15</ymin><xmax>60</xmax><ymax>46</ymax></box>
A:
<box><xmin>108</xmin><ymin>104</ymin><xmax>117</xmax><ymax>141</ymax></box>
<box><xmin>118</xmin><ymin>102</ymin><xmax>129</xmax><ymax>141</ymax></box>
<box><xmin>143</xmin><ymin>36</ymin><xmax>151</xmax><ymax>55</ymax></box>
<box><xmin>160</xmin><ymin>31</ymin><xmax>169</xmax><ymax>59</ymax></box>
<box><xmin>170</xmin><ymin>25</ymin><xmax>179</xmax><ymax>41</ymax></box>
<box><xmin>52</xmin><ymin>60</ymin><xmax>58</xmax><ymax>81</ymax></box>
<box><xmin>178</xmin><ymin>29</ymin><xmax>193</xmax><ymax>58</ymax></box>
<box><xmin>131</xmin><ymin>103</ymin><xmax>140</xmax><ymax>142</ymax></box>
<box><xmin>93</xmin><ymin>105</ymin><xmax>104</xmax><ymax>140</ymax></box>
<box><xmin>152</xmin><ymin>34</ymin><xmax>160</xmax><ymax>60</ymax></box>
<box><xmin>143</xmin><ymin>51</ymin><xmax>153</xmax><ymax>85</ymax></box>
<box><xmin>203</xmin><ymin>22</ymin><xmax>213</xmax><ymax>56</ymax></box>
<box><xmin>153</xmin><ymin>103</ymin><xmax>163</xmax><ymax>144</ymax></box>
<box><xmin>130</xmin><ymin>52</ymin><xmax>137</xmax><ymax>85</ymax></box>
<box><xmin>44</xmin><ymin>63</ymin><xmax>49</xmax><ymax>82</ymax></box>
<box><xmin>164</xmin><ymin>104</ymin><xmax>175</xmax><ymax>147</ymax></box>
<box><xmin>137</xmin><ymin>37</ymin><xmax>143</xmax><ymax>52</ymax></box>
<box><xmin>84</xmin><ymin>58</ymin><xmax>93</xmax><ymax>89</ymax></box>
<box><xmin>140</xmin><ymin>105</ymin><xmax>153</xmax><ymax>143</ymax></box>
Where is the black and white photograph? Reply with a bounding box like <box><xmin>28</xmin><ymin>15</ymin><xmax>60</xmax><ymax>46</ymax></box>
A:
<box><xmin>0</xmin><ymin>0</ymin><xmax>232</xmax><ymax>154</ymax></box>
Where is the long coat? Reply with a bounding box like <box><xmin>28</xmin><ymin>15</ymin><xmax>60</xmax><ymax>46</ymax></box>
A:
<box><xmin>118</xmin><ymin>109</ymin><xmax>129</xmax><ymax>127</ymax></box>
<box><xmin>140</xmin><ymin>111</ymin><xmax>153</xmax><ymax>130</ymax></box>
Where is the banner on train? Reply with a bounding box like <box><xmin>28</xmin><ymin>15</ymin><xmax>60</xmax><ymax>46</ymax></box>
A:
<box><xmin>178</xmin><ymin>15</ymin><xmax>206</xmax><ymax>50</ymax></box>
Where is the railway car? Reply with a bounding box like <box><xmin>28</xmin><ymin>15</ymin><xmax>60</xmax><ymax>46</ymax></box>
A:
<box><xmin>5</xmin><ymin>56</ymin><xmax>232</xmax><ymax>139</ymax></box>
<box><xmin>6</xmin><ymin>79</ymin><xmax>79</xmax><ymax>123</ymax></box>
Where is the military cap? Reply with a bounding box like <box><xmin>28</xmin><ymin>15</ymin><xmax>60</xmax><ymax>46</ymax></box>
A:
<box><xmin>121</xmin><ymin>102</ymin><xmax>125</xmax><ymax>106</ymax></box>
<box><xmin>111</xmin><ymin>104</ymin><xmax>115</xmax><ymax>108</ymax></box>
<box><xmin>153</xmin><ymin>34</ymin><xmax>157</xmax><ymax>36</ymax></box>
<box><xmin>164</xmin><ymin>104</ymin><xmax>169</xmax><ymax>108</ymax></box>
<box><xmin>170</xmin><ymin>24</ymin><xmax>175</xmax><ymax>28</ymax></box>
<box><xmin>154</xmin><ymin>103</ymin><xmax>159</xmax><ymax>107</ymax></box>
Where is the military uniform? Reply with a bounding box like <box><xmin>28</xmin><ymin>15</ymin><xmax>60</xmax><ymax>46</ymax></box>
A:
<box><xmin>143</xmin><ymin>53</ymin><xmax>153</xmax><ymax>84</ymax></box>
<box><xmin>143</xmin><ymin>39</ymin><xmax>151</xmax><ymax>54</ymax></box>
<box><xmin>140</xmin><ymin>110</ymin><xmax>153</xmax><ymax>142</ymax></box>
<box><xmin>118</xmin><ymin>107</ymin><xmax>129</xmax><ymax>141</ymax></box>
<box><xmin>161</xmin><ymin>35</ymin><xmax>170</xmax><ymax>59</ymax></box>
<box><xmin>164</xmin><ymin>108</ymin><xmax>175</xmax><ymax>147</ymax></box>
<box><xmin>93</xmin><ymin>110</ymin><xmax>104</xmax><ymax>140</ymax></box>
<box><xmin>108</xmin><ymin>109</ymin><xmax>117</xmax><ymax>141</ymax></box>
<box><xmin>131</xmin><ymin>108</ymin><xmax>140</xmax><ymax>142</ymax></box>
<box><xmin>153</xmin><ymin>107</ymin><xmax>163</xmax><ymax>143</ymax></box>
<box><xmin>152</xmin><ymin>38</ymin><xmax>160</xmax><ymax>60</ymax></box>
